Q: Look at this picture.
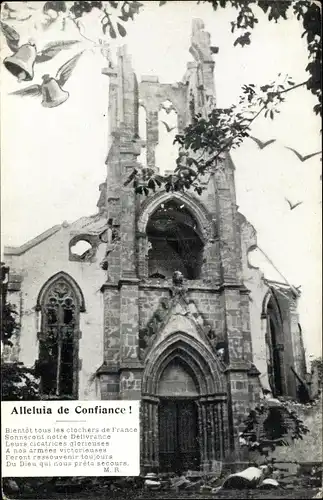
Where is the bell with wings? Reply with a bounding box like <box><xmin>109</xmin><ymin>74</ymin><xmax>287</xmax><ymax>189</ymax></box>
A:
<box><xmin>9</xmin><ymin>52</ymin><xmax>84</xmax><ymax>108</ymax></box>
<box><xmin>1</xmin><ymin>21</ymin><xmax>80</xmax><ymax>82</ymax></box>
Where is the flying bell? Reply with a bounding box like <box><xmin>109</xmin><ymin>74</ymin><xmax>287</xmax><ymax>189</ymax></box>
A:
<box><xmin>41</xmin><ymin>75</ymin><xmax>69</xmax><ymax>108</ymax></box>
<box><xmin>4</xmin><ymin>43</ymin><xmax>37</xmax><ymax>82</ymax></box>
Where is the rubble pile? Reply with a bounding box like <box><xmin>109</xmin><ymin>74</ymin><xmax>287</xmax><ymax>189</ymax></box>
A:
<box><xmin>144</xmin><ymin>469</ymin><xmax>222</xmax><ymax>494</ymax></box>
<box><xmin>3</xmin><ymin>462</ymin><xmax>322</xmax><ymax>497</ymax></box>
<box><xmin>143</xmin><ymin>462</ymin><xmax>322</xmax><ymax>495</ymax></box>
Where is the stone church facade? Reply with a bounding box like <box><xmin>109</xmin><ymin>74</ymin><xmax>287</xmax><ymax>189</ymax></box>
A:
<box><xmin>4</xmin><ymin>20</ymin><xmax>306</xmax><ymax>473</ymax></box>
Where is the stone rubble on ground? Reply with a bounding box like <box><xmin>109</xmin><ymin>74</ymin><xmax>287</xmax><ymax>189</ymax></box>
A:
<box><xmin>259</xmin><ymin>478</ymin><xmax>280</xmax><ymax>489</ymax></box>
<box><xmin>4</xmin><ymin>479</ymin><xmax>20</xmax><ymax>493</ymax></box>
<box><xmin>142</xmin><ymin>463</ymin><xmax>323</xmax><ymax>495</ymax></box>
<box><xmin>313</xmin><ymin>487</ymin><xmax>323</xmax><ymax>498</ymax></box>
<box><xmin>170</xmin><ymin>475</ymin><xmax>191</xmax><ymax>490</ymax></box>
<box><xmin>144</xmin><ymin>472</ymin><xmax>161</xmax><ymax>490</ymax></box>
<box><xmin>222</xmin><ymin>466</ymin><xmax>266</xmax><ymax>489</ymax></box>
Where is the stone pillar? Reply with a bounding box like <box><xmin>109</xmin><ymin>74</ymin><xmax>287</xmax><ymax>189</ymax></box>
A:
<box><xmin>141</xmin><ymin>396</ymin><xmax>159</xmax><ymax>470</ymax></box>
<box><xmin>221</xmin><ymin>286</ymin><xmax>252</xmax><ymax>450</ymax></box>
<box><xmin>289</xmin><ymin>297</ymin><xmax>306</xmax><ymax>380</ymax></box>
<box><xmin>202</xmin><ymin>60</ymin><xmax>215</xmax><ymax>104</ymax></box>
<box><xmin>137</xmin><ymin>232</ymin><xmax>149</xmax><ymax>278</ymax></box>
<box><xmin>214</xmin><ymin>172</ymin><xmax>239</xmax><ymax>283</ymax></box>
<box><xmin>188</xmin><ymin>18</ymin><xmax>217</xmax><ymax>117</ymax></box>
<box><xmin>211</xmin><ymin>166</ymin><xmax>253</xmax><ymax>451</ymax></box>
<box><xmin>199</xmin><ymin>396</ymin><xmax>227</xmax><ymax>470</ymax></box>
<box><xmin>119</xmin><ymin>279</ymin><xmax>140</xmax><ymax>363</ymax></box>
<box><xmin>240</xmin><ymin>289</ymin><xmax>253</xmax><ymax>363</ymax></box>
<box><xmin>146</xmin><ymin>110</ymin><xmax>159</xmax><ymax>170</ymax></box>
<box><xmin>200</xmin><ymin>239</ymin><xmax>221</xmax><ymax>283</ymax></box>
<box><xmin>119</xmin><ymin>277</ymin><xmax>142</xmax><ymax>400</ymax></box>
<box><xmin>102</xmin><ymin>63</ymin><xmax>118</xmax><ymax>133</ymax></box>
<box><xmin>120</xmin><ymin>155</ymin><xmax>138</xmax><ymax>277</ymax></box>
<box><xmin>102</xmin><ymin>285</ymin><xmax>120</xmax><ymax>365</ymax></box>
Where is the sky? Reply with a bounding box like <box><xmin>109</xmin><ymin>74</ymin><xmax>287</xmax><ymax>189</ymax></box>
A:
<box><xmin>1</xmin><ymin>1</ymin><xmax>322</xmax><ymax>361</ymax></box>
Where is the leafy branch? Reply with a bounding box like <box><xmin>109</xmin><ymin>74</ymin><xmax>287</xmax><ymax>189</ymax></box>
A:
<box><xmin>240</xmin><ymin>397</ymin><xmax>310</xmax><ymax>462</ymax></box>
<box><xmin>160</xmin><ymin>0</ymin><xmax>321</xmax><ymax>116</ymax></box>
<box><xmin>1</xmin><ymin>263</ymin><xmax>40</xmax><ymax>401</ymax></box>
<box><xmin>127</xmin><ymin>77</ymin><xmax>307</xmax><ymax>196</ymax></box>
<box><xmin>1</xmin><ymin>1</ymin><xmax>321</xmax><ymax>194</ymax></box>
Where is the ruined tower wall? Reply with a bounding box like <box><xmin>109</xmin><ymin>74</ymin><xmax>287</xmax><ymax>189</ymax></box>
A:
<box><xmin>97</xmin><ymin>20</ymin><xmax>259</xmax><ymax>465</ymax></box>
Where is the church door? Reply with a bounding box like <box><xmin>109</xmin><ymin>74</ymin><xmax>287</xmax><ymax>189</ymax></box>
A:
<box><xmin>159</xmin><ymin>398</ymin><xmax>200</xmax><ymax>473</ymax></box>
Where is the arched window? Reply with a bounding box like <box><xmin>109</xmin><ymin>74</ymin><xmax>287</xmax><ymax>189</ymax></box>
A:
<box><xmin>146</xmin><ymin>200</ymin><xmax>204</xmax><ymax>280</ymax></box>
<box><xmin>36</xmin><ymin>273</ymin><xmax>84</xmax><ymax>399</ymax></box>
<box><xmin>266</xmin><ymin>296</ymin><xmax>285</xmax><ymax>397</ymax></box>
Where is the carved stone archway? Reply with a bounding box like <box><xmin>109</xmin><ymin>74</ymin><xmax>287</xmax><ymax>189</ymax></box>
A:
<box><xmin>36</xmin><ymin>271</ymin><xmax>86</xmax><ymax>312</ymax></box>
<box><xmin>138</xmin><ymin>191</ymin><xmax>213</xmax><ymax>242</ymax></box>
<box><xmin>35</xmin><ymin>272</ymin><xmax>85</xmax><ymax>399</ymax></box>
<box><xmin>261</xmin><ymin>289</ymin><xmax>287</xmax><ymax>396</ymax></box>
<box><xmin>137</xmin><ymin>191</ymin><xmax>215</xmax><ymax>279</ymax></box>
<box><xmin>141</xmin><ymin>331</ymin><xmax>228</xmax><ymax>472</ymax></box>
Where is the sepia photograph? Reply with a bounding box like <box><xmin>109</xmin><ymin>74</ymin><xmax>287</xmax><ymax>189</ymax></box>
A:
<box><xmin>1</xmin><ymin>1</ymin><xmax>322</xmax><ymax>499</ymax></box>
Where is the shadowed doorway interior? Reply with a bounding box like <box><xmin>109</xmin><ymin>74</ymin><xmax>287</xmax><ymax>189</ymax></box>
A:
<box><xmin>159</xmin><ymin>398</ymin><xmax>200</xmax><ymax>473</ymax></box>
<box><xmin>157</xmin><ymin>358</ymin><xmax>200</xmax><ymax>473</ymax></box>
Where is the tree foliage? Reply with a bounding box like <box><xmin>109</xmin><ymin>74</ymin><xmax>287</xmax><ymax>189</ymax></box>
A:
<box><xmin>2</xmin><ymin>362</ymin><xmax>40</xmax><ymax>401</ymax></box>
<box><xmin>1</xmin><ymin>262</ymin><xmax>17</xmax><ymax>346</ymax></box>
<box><xmin>1</xmin><ymin>263</ymin><xmax>40</xmax><ymax>401</ymax></box>
<box><xmin>240</xmin><ymin>397</ymin><xmax>310</xmax><ymax>461</ymax></box>
<box><xmin>201</xmin><ymin>0</ymin><xmax>322</xmax><ymax>116</ymax></box>
<box><xmin>130</xmin><ymin>76</ymin><xmax>302</xmax><ymax>196</ymax></box>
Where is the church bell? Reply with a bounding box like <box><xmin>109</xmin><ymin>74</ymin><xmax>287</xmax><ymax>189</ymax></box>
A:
<box><xmin>4</xmin><ymin>43</ymin><xmax>37</xmax><ymax>82</ymax></box>
<box><xmin>41</xmin><ymin>78</ymin><xmax>69</xmax><ymax>108</ymax></box>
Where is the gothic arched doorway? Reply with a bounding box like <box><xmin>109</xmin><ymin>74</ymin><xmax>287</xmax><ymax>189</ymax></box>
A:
<box><xmin>141</xmin><ymin>332</ymin><xmax>228</xmax><ymax>473</ymax></box>
<box><xmin>157</xmin><ymin>359</ymin><xmax>200</xmax><ymax>473</ymax></box>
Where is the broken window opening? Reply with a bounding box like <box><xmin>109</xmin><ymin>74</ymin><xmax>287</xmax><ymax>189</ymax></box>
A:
<box><xmin>37</xmin><ymin>278</ymin><xmax>80</xmax><ymax>399</ymax></box>
<box><xmin>146</xmin><ymin>200</ymin><xmax>204</xmax><ymax>280</ymax></box>
<box><xmin>155</xmin><ymin>102</ymin><xmax>179</xmax><ymax>175</ymax></box>
<box><xmin>266</xmin><ymin>298</ymin><xmax>284</xmax><ymax>397</ymax></box>
<box><xmin>69</xmin><ymin>237</ymin><xmax>96</xmax><ymax>262</ymax></box>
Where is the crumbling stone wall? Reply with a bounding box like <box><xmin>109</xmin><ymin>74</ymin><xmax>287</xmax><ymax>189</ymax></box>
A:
<box><xmin>3</xmin><ymin>17</ymin><xmax>307</xmax><ymax>473</ymax></box>
<box><xmin>239</xmin><ymin>213</ymin><xmax>306</xmax><ymax>397</ymax></box>
<box><xmin>97</xmin><ymin>19</ymin><xmax>262</xmax><ymax>464</ymax></box>
<box><xmin>4</xmin><ymin>220</ymin><xmax>107</xmax><ymax>400</ymax></box>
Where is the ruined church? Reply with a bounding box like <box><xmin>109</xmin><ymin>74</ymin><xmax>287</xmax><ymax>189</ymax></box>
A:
<box><xmin>4</xmin><ymin>20</ymin><xmax>307</xmax><ymax>473</ymax></box>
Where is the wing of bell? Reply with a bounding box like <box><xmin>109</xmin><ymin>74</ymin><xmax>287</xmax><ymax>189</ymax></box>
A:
<box><xmin>35</xmin><ymin>40</ymin><xmax>81</xmax><ymax>63</ymax></box>
<box><xmin>56</xmin><ymin>51</ymin><xmax>84</xmax><ymax>87</ymax></box>
<box><xmin>9</xmin><ymin>84</ymin><xmax>42</xmax><ymax>98</ymax></box>
<box><xmin>0</xmin><ymin>21</ymin><xmax>20</xmax><ymax>53</ymax></box>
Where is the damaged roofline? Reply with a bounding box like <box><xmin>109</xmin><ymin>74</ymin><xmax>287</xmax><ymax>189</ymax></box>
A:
<box><xmin>4</xmin><ymin>225</ymin><xmax>62</xmax><ymax>256</ymax></box>
<box><xmin>3</xmin><ymin>211</ymin><xmax>107</xmax><ymax>257</ymax></box>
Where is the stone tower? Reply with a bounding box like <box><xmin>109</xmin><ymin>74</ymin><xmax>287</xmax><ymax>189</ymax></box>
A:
<box><xmin>97</xmin><ymin>19</ymin><xmax>260</xmax><ymax>472</ymax></box>
<box><xmin>3</xmin><ymin>18</ymin><xmax>307</xmax><ymax>475</ymax></box>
